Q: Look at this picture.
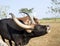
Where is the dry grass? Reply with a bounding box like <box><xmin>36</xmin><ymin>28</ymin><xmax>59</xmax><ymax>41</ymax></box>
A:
<box><xmin>26</xmin><ymin>20</ymin><xmax>60</xmax><ymax>46</ymax></box>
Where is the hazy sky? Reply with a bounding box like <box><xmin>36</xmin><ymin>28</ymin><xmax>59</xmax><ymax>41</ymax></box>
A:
<box><xmin>0</xmin><ymin>0</ymin><xmax>53</xmax><ymax>19</ymax></box>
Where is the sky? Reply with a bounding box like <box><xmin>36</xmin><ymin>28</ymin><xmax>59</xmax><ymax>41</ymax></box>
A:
<box><xmin>0</xmin><ymin>0</ymin><xmax>53</xmax><ymax>19</ymax></box>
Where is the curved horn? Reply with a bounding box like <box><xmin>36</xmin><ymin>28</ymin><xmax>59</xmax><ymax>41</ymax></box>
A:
<box><xmin>9</xmin><ymin>13</ymin><xmax>34</xmax><ymax>29</ymax></box>
<box><xmin>20</xmin><ymin>12</ymin><xmax>36</xmax><ymax>24</ymax></box>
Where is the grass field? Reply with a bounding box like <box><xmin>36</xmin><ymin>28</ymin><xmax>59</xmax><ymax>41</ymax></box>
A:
<box><xmin>26</xmin><ymin>19</ymin><xmax>60</xmax><ymax>46</ymax></box>
<box><xmin>0</xmin><ymin>19</ymin><xmax>60</xmax><ymax>46</ymax></box>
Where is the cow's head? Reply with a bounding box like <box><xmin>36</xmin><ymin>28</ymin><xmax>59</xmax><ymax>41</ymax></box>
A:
<box><xmin>32</xmin><ymin>24</ymin><xmax>50</xmax><ymax>36</ymax></box>
<box><xmin>9</xmin><ymin>13</ymin><xmax>50</xmax><ymax>35</ymax></box>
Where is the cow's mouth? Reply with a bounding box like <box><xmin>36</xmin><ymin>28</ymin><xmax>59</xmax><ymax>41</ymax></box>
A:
<box><xmin>47</xmin><ymin>25</ymin><xmax>51</xmax><ymax>33</ymax></box>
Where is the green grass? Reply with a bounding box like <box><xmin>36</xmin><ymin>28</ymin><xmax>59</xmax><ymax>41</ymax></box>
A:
<box><xmin>40</xmin><ymin>18</ymin><xmax>60</xmax><ymax>23</ymax></box>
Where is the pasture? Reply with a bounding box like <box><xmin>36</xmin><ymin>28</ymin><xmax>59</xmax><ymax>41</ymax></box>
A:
<box><xmin>0</xmin><ymin>18</ymin><xmax>60</xmax><ymax>46</ymax></box>
<box><xmin>26</xmin><ymin>19</ymin><xmax>60</xmax><ymax>46</ymax></box>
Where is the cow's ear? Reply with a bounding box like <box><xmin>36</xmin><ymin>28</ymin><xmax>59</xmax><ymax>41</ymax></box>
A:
<box><xmin>33</xmin><ymin>18</ymin><xmax>40</xmax><ymax>24</ymax></box>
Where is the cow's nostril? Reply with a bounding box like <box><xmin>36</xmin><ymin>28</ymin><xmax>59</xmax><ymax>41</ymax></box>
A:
<box><xmin>47</xmin><ymin>26</ymin><xmax>50</xmax><ymax>30</ymax></box>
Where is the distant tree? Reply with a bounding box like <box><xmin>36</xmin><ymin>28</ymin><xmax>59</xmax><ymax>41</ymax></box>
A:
<box><xmin>48</xmin><ymin>0</ymin><xmax>60</xmax><ymax>21</ymax></box>
<box><xmin>0</xmin><ymin>6</ymin><xmax>9</xmax><ymax>19</ymax></box>
<box><xmin>19</xmin><ymin>8</ymin><xmax>34</xmax><ymax>15</ymax></box>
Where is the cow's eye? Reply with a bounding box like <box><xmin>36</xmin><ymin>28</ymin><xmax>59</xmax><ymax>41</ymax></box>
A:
<box><xmin>42</xmin><ymin>26</ymin><xmax>46</xmax><ymax>28</ymax></box>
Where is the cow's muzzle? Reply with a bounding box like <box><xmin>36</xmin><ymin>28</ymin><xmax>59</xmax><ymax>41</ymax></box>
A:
<box><xmin>46</xmin><ymin>25</ymin><xmax>51</xmax><ymax>33</ymax></box>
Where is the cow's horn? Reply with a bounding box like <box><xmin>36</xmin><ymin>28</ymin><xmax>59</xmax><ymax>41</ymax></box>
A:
<box><xmin>20</xmin><ymin>12</ymin><xmax>36</xmax><ymax>24</ymax></box>
<box><xmin>9</xmin><ymin>13</ymin><xmax>34</xmax><ymax>29</ymax></box>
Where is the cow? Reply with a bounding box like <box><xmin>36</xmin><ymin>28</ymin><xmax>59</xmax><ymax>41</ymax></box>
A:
<box><xmin>0</xmin><ymin>13</ymin><xmax>50</xmax><ymax>46</ymax></box>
